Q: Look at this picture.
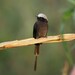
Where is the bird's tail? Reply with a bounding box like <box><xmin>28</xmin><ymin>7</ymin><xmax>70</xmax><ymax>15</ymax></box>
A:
<box><xmin>34</xmin><ymin>44</ymin><xmax>40</xmax><ymax>71</ymax></box>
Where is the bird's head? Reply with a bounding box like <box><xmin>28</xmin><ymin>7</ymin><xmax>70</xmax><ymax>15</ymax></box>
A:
<box><xmin>37</xmin><ymin>13</ymin><xmax>48</xmax><ymax>22</ymax></box>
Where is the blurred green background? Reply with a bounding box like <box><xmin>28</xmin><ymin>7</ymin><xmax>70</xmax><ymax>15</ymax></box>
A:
<box><xmin>0</xmin><ymin>0</ymin><xmax>75</xmax><ymax>75</ymax></box>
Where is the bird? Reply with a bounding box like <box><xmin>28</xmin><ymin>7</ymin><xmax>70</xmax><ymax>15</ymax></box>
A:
<box><xmin>33</xmin><ymin>13</ymin><xmax>48</xmax><ymax>71</ymax></box>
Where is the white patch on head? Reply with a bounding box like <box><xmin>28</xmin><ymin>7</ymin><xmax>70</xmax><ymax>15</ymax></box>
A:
<box><xmin>37</xmin><ymin>13</ymin><xmax>48</xmax><ymax>20</ymax></box>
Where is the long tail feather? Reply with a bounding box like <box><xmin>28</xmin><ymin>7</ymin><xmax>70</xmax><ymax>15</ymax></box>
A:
<box><xmin>34</xmin><ymin>44</ymin><xmax>40</xmax><ymax>71</ymax></box>
<box><xmin>34</xmin><ymin>55</ymin><xmax>37</xmax><ymax>71</ymax></box>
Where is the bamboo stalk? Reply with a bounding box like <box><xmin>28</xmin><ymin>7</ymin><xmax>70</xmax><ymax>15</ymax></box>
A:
<box><xmin>0</xmin><ymin>33</ymin><xmax>75</xmax><ymax>49</ymax></box>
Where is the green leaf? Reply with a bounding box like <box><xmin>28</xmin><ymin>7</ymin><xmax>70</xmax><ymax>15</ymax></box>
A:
<box><xmin>62</xmin><ymin>8</ymin><xmax>74</xmax><ymax>21</ymax></box>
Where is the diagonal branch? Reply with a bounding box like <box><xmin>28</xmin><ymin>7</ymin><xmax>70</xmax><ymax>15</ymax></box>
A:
<box><xmin>0</xmin><ymin>33</ymin><xmax>75</xmax><ymax>50</ymax></box>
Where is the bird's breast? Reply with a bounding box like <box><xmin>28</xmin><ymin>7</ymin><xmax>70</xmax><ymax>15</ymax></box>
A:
<box><xmin>38</xmin><ymin>22</ymin><xmax>48</xmax><ymax>37</ymax></box>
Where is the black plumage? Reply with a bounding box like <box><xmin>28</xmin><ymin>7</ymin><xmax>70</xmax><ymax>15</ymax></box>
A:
<box><xmin>33</xmin><ymin>15</ymin><xmax>48</xmax><ymax>71</ymax></box>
